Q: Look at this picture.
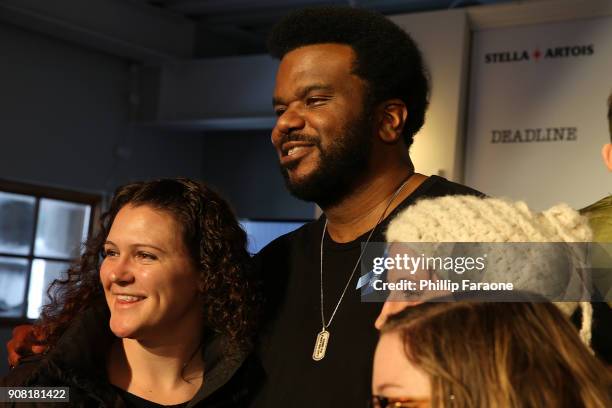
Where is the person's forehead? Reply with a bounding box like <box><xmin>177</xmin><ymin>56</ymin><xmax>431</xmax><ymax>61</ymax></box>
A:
<box><xmin>110</xmin><ymin>205</ymin><xmax>182</xmax><ymax>246</ymax></box>
<box><xmin>277</xmin><ymin>43</ymin><xmax>356</xmax><ymax>82</ymax></box>
<box><xmin>374</xmin><ymin>331</ymin><xmax>431</xmax><ymax>398</ymax></box>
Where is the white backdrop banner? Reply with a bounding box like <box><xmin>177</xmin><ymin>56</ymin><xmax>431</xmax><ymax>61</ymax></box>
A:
<box><xmin>465</xmin><ymin>16</ymin><xmax>612</xmax><ymax>210</ymax></box>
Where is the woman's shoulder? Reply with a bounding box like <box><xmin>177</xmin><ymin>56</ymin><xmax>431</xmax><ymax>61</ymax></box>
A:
<box><xmin>192</xmin><ymin>350</ymin><xmax>264</xmax><ymax>408</ymax></box>
<box><xmin>1</xmin><ymin>355</ymin><xmax>48</xmax><ymax>387</ymax></box>
<box><xmin>2</xmin><ymin>351</ymin><xmax>123</xmax><ymax>407</ymax></box>
<box><xmin>0</xmin><ymin>357</ymin><xmax>52</xmax><ymax>408</ymax></box>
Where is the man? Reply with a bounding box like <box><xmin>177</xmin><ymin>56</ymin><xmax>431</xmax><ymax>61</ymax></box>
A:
<box><xmin>7</xmin><ymin>6</ymin><xmax>481</xmax><ymax>407</ymax></box>
<box><xmin>252</xmin><ymin>7</ymin><xmax>480</xmax><ymax>407</ymax></box>
<box><xmin>581</xmin><ymin>92</ymin><xmax>612</xmax><ymax>245</ymax></box>
<box><xmin>578</xmin><ymin>92</ymin><xmax>612</xmax><ymax>364</ymax></box>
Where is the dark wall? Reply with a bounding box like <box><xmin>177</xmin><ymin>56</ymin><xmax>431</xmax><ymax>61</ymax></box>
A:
<box><xmin>201</xmin><ymin>130</ymin><xmax>315</xmax><ymax>220</ymax></box>
<box><xmin>0</xmin><ymin>22</ymin><xmax>204</xmax><ymax>196</ymax></box>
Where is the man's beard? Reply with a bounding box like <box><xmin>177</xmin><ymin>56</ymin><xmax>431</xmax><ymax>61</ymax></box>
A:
<box><xmin>279</xmin><ymin>114</ymin><xmax>373</xmax><ymax>209</ymax></box>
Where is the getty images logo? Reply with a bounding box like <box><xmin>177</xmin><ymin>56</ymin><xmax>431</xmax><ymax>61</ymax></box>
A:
<box><xmin>485</xmin><ymin>44</ymin><xmax>594</xmax><ymax>64</ymax></box>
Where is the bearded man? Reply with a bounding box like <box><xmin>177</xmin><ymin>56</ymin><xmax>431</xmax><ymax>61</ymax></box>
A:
<box><xmin>253</xmin><ymin>6</ymin><xmax>481</xmax><ymax>407</ymax></box>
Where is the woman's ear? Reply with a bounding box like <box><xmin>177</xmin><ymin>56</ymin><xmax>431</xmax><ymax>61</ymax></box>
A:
<box><xmin>377</xmin><ymin>99</ymin><xmax>408</xmax><ymax>144</ymax></box>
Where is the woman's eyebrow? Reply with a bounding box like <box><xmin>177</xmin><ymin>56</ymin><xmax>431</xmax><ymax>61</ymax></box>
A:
<box><xmin>375</xmin><ymin>382</ymin><xmax>404</xmax><ymax>393</ymax></box>
<box><xmin>104</xmin><ymin>240</ymin><xmax>166</xmax><ymax>253</ymax></box>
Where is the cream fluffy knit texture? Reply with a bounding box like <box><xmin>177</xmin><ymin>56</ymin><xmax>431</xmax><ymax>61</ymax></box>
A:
<box><xmin>385</xmin><ymin>195</ymin><xmax>594</xmax><ymax>346</ymax></box>
<box><xmin>386</xmin><ymin>195</ymin><xmax>591</xmax><ymax>243</ymax></box>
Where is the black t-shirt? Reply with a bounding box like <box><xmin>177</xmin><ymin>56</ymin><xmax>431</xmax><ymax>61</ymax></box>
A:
<box><xmin>252</xmin><ymin>176</ymin><xmax>482</xmax><ymax>408</ymax></box>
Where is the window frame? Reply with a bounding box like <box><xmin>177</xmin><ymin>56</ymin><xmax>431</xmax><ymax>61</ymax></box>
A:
<box><xmin>0</xmin><ymin>179</ymin><xmax>101</xmax><ymax>325</ymax></box>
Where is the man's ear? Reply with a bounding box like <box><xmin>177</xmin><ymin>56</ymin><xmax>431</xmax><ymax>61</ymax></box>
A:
<box><xmin>602</xmin><ymin>143</ymin><xmax>612</xmax><ymax>171</ymax></box>
<box><xmin>377</xmin><ymin>99</ymin><xmax>408</xmax><ymax>144</ymax></box>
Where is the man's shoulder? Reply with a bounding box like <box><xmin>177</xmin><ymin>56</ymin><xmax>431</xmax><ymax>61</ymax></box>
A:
<box><xmin>254</xmin><ymin>220</ymin><xmax>320</xmax><ymax>260</ymax></box>
<box><xmin>580</xmin><ymin>195</ymin><xmax>612</xmax><ymax>216</ymax></box>
<box><xmin>417</xmin><ymin>175</ymin><xmax>484</xmax><ymax>199</ymax></box>
<box><xmin>580</xmin><ymin>195</ymin><xmax>612</xmax><ymax>242</ymax></box>
<box><xmin>385</xmin><ymin>176</ymin><xmax>483</xmax><ymax>227</ymax></box>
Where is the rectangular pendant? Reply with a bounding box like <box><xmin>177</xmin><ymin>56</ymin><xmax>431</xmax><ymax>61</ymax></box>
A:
<box><xmin>312</xmin><ymin>329</ymin><xmax>330</xmax><ymax>361</ymax></box>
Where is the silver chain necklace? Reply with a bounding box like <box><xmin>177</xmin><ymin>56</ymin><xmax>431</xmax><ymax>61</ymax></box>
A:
<box><xmin>312</xmin><ymin>174</ymin><xmax>414</xmax><ymax>361</ymax></box>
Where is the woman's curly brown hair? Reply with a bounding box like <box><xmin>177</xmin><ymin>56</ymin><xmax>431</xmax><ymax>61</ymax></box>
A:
<box><xmin>38</xmin><ymin>178</ymin><xmax>260</xmax><ymax>351</ymax></box>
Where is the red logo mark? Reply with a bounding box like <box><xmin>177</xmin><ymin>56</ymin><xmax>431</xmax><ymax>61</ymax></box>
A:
<box><xmin>533</xmin><ymin>49</ymin><xmax>541</xmax><ymax>60</ymax></box>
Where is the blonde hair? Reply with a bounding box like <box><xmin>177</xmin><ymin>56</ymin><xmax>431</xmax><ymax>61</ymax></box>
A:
<box><xmin>382</xmin><ymin>300</ymin><xmax>611</xmax><ymax>407</ymax></box>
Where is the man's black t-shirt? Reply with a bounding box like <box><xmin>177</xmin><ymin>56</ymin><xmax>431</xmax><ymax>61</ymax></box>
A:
<box><xmin>252</xmin><ymin>176</ymin><xmax>482</xmax><ymax>408</ymax></box>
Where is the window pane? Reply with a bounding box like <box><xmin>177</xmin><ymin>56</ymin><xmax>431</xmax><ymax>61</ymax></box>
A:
<box><xmin>0</xmin><ymin>256</ymin><xmax>28</xmax><ymax>317</ymax></box>
<box><xmin>27</xmin><ymin>259</ymin><xmax>70</xmax><ymax>319</ymax></box>
<box><xmin>0</xmin><ymin>192</ymin><xmax>36</xmax><ymax>255</ymax></box>
<box><xmin>34</xmin><ymin>199</ymin><xmax>91</xmax><ymax>259</ymax></box>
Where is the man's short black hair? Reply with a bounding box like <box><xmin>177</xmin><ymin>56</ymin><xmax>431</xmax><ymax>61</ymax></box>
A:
<box><xmin>268</xmin><ymin>6</ymin><xmax>430</xmax><ymax>148</ymax></box>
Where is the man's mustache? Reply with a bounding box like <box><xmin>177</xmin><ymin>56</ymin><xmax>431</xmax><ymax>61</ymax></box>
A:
<box><xmin>279</xmin><ymin>132</ymin><xmax>320</xmax><ymax>147</ymax></box>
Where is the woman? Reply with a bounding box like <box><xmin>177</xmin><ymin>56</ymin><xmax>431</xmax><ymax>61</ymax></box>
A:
<box><xmin>372</xmin><ymin>298</ymin><xmax>612</xmax><ymax>408</ymax></box>
<box><xmin>2</xmin><ymin>178</ymin><xmax>262</xmax><ymax>407</ymax></box>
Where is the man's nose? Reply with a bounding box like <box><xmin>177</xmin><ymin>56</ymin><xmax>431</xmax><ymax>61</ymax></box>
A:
<box><xmin>274</xmin><ymin>106</ymin><xmax>306</xmax><ymax>137</ymax></box>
